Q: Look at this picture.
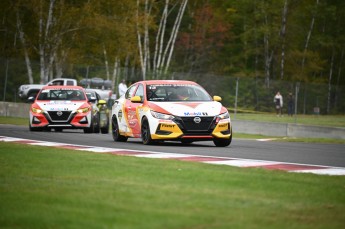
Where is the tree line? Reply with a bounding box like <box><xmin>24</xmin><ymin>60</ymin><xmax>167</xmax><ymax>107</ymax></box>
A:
<box><xmin>1</xmin><ymin>0</ymin><xmax>344</xmax><ymax>113</ymax></box>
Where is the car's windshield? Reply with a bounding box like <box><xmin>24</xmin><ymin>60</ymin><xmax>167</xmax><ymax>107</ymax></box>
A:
<box><xmin>37</xmin><ymin>88</ymin><xmax>86</xmax><ymax>101</ymax></box>
<box><xmin>146</xmin><ymin>84</ymin><xmax>212</xmax><ymax>102</ymax></box>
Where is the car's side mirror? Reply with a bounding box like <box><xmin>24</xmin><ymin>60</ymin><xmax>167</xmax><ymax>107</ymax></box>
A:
<box><xmin>27</xmin><ymin>96</ymin><xmax>35</xmax><ymax>103</ymax></box>
<box><xmin>88</xmin><ymin>97</ymin><xmax>97</xmax><ymax>103</ymax></box>
<box><xmin>213</xmin><ymin>96</ymin><xmax>222</xmax><ymax>102</ymax></box>
<box><xmin>130</xmin><ymin>96</ymin><xmax>142</xmax><ymax>103</ymax></box>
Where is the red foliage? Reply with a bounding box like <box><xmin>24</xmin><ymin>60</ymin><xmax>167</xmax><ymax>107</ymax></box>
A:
<box><xmin>177</xmin><ymin>4</ymin><xmax>231</xmax><ymax>52</ymax></box>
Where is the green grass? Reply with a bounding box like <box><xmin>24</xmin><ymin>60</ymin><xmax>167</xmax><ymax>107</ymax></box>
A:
<box><xmin>0</xmin><ymin>142</ymin><xmax>344</xmax><ymax>229</ymax></box>
<box><xmin>233</xmin><ymin>113</ymin><xmax>345</xmax><ymax>128</ymax></box>
<box><xmin>0</xmin><ymin>116</ymin><xmax>28</xmax><ymax>126</ymax></box>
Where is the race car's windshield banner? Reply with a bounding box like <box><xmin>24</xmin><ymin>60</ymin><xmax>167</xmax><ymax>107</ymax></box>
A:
<box><xmin>37</xmin><ymin>89</ymin><xmax>86</xmax><ymax>101</ymax></box>
<box><xmin>146</xmin><ymin>84</ymin><xmax>212</xmax><ymax>102</ymax></box>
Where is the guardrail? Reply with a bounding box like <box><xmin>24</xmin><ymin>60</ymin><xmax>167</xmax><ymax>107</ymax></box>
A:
<box><xmin>232</xmin><ymin>120</ymin><xmax>345</xmax><ymax>140</ymax></box>
<box><xmin>0</xmin><ymin>102</ymin><xmax>30</xmax><ymax>118</ymax></box>
<box><xmin>1</xmin><ymin>102</ymin><xmax>344</xmax><ymax>139</ymax></box>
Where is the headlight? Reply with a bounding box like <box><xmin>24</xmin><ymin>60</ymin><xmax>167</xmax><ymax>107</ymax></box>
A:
<box><xmin>217</xmin><ymin>112</ymin><xmax>230</xmax><ymax>120</ymax></box>
<box><xmin>215</xmin><ymin>112</ymin><xmax>230</xmax><ymax>123</ymax></box>
<box><xmin>77</xmin><ymin>106</ymin><xmax>91</xmax><ymax>113</ymax></box>
<box><xmin>150</xmin><ymin>110</ymin><xmax>175</xmax><ymax>120</ymax></box>
<box><xmin>31</xmin><ymin>107</ymin><xmax>43</xmax><ymax>114</ymax></box>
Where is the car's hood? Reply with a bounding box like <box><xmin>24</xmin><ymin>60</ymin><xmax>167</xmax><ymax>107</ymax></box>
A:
<box><xmin>35</xmin><ymin>101</ymin><xmax>86</xmax><ymax>111</ymax></box>
<box><xmin>148</xmin><ymin>101</ymin><xmax>224</xmax><ymax>117</ymax></box>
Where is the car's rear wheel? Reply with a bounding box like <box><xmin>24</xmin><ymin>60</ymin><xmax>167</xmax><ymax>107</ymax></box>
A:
<box><xmin>112</xmin><ymin>116</ymin><xmax>128</xmax><ymax>142</ymax></box>
<box><xmin>141</xmin><ymin>117</ymin><xmax>155</xmax><ymax>145</ymax></box>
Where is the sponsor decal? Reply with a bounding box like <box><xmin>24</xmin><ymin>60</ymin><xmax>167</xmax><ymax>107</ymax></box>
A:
<box><xmin>161</xmin><ymin>124</ymin><xmax>175</xmax><ymax>128</ymax></box>
<box><xmin>149</xmin><ymin>84</ymin><xmax>193</xmax><ymax>88</ymax></box>
<box><xmin>218</xmin><ymin>123</ymin><xmax>228</xmax><ymax>128</ymax></box>
<box><xmin>184</xmin><ymin>111</ymin><xmax>208</xmax><ymax>116</ymax></box>
<box><xmin>49</xmin><ymin>107</ymin><xmax>69</xmax><ymax>111</ymax></box>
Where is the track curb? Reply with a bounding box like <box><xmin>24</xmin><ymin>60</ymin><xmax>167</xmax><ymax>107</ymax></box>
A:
<box><xmin>1</xmin><ymin>135</ymin><xmax>345</xmax><ymax>176</ymax></box>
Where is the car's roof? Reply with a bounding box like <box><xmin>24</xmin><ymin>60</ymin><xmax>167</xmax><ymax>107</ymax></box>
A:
<box><xmin>41</xmin><ymin>85</ymin><xmax>84</xmax><ymax>90</ymax></box>
<box><xmin>136</xmin><ymin>80</ymin><xmax>199</xmax><ymax>85</ymax></box>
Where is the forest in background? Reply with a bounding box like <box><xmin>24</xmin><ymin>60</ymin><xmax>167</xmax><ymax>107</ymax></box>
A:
<box><xmin>1</xmin><ymin>0</ymin><xmax>344</xmax><ymax>114</ymax></box>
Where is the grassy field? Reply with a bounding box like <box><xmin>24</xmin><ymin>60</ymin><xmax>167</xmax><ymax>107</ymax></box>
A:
<box><xmin>0</xmin><ymin>142</ymin><xmax>344</xmax><ymax>229</ymax></box>
<box><xmin>0</xmin><ymin>116</ymin><xmax>29</xmax><ymax>126</ymax></box>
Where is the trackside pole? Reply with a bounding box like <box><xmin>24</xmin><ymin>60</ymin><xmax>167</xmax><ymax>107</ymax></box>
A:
<box><xmin>294</xmin><ymin>82</ymin><xmax>300</xmax><ymax>123</ymax></box>
<box><xmin>234</xmin><ymin>77</ymin><xmax>239</xmax><ymax>119</ymax></box>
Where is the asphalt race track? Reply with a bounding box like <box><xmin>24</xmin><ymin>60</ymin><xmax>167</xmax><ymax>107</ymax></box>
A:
<box><xmin>1</xmin><ymin>124</ymin><xmax>345</xmax><ymax>168</ymax></box>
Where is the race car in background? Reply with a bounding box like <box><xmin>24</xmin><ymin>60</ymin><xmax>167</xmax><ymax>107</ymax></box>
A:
<box><xmin>29</xmin><ymin>85</ymin><xmax>98</xmax><ymax>133</ymax></box>
<box><xmin>85</xmin><ymin>89</ymin><xmax>110</xmax><ymax>134</ymax></box>
<box><xmin>111</xmin><ymin>80</ymin><xmax>232</xmax><ymax>147</ymax></box>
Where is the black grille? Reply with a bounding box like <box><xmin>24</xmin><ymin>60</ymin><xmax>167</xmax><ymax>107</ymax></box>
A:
<box><xmin>47</xmin><ymin>111</ymin><xmax>72</xmax><ymax>121</ymax></box>
<box><xmin>174</xmin><ymin>116</ymin><xmax>215</xmax><ymax>133</ymax></box>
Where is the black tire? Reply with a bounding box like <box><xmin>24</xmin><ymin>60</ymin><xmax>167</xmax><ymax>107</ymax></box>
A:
<box><xmin>213</xmin><ymin>134</ymin><xmax>232</xmax><ymax>147</ymax></box>
<box><xmin>141</xmin><ymin>117</ymin><xmax>155</xmax><ymax>145</ymax></box>
<box><xmin>94</xmin><ymin>114</ymin><xmax>100</xmax><ymax>133</ymax></box>
<box><xmin>181</xmin><ymin>139</ymin><xmax>193</xmax><ymax>145</ymax></box>
<box><xmin>29</xmin><ymin>125</ymin><xmax>43</xmax><ymax>131</ymax></box>
<box><xmin>101</xmin><ymin>118</ymin><xmax>110</xmax><ymax>134</ymax></box>
<box><xmin>101</xmin><ymin>124</ymin><xmax>109</xmax><ymax>134</ymax></box>
<box><xmin>101</xmin><ymin>127</ymin><xmax>109</xmax><ymax>134</ymax></box>
<box><xmin>112</xmin><ymin>116</ymin><xmax>128</xmax><ymax>142</ymax></box>
<box><xmin>84</xmin><ymin>118</ymin><xmax>94</xmax><ymax>133</ymax></box>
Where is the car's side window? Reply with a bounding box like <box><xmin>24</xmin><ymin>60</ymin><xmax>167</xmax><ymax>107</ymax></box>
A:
<box><xmin>67</xmin><ymin>80</ymin><xmax>74</xmax><ymax>85</ymax></box>
<box><xmin>125</xmin><ymin>84</ymin><xmax>137</xmax><ymax>100</ymax></box>
<box><xmin>135</xmin><ymin>84</ymin><xmax>144</xmax><ymax>101</ymax></box>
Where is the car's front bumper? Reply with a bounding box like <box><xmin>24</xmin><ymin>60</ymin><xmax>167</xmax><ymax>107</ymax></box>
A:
<box><xmin>30</xmin><ymin>111</ymin><xmax>92</xmax><ymax>129</ymax></box>
<box><xmin>150</xmin><ymin>118</ymin><xmax>231</xmax><ymax>141</ymax></box>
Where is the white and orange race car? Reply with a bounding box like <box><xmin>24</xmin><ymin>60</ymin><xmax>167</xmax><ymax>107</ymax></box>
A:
<box><xmin>111</xmin><ymin>80</ymin><xmax>232</xmax><ymax>147</ymax></box>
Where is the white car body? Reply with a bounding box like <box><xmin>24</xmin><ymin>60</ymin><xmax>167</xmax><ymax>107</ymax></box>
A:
<box><xmin>111</xmin><ymin>80</ymin><xmax>232</xmax><ymax>147</ymax></box>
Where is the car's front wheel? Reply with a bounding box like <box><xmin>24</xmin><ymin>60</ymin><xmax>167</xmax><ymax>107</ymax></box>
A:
<box><xmin>93</xmin><ymin>114</ymin><xmax>100</xmax><ymax>133</ymax></box>
<box><xmin>84</xmin><ymin>118</ymin><xmax>94</xmax><ymax>133</ymax></box>
<box><xmin>112</xmin><ymin>116</ymin><xmax>128</xmax><ymax>142</ymax></box>
<box><xmin>141</xmin><ymin>117</ymin><xmax>155</xmax><ymax>145</ymax></box>
<box><xmin>29</xmin><ymin>124</ymin><xmax>43</xmax><ymax>132</ymax></box>
<box><xmin>213</xmin><ymin>134</ymin><xmax>232</xmax><ymax>147</ymax></box>
<box><xmin>101</xmin><ymin>117</ymin><xmax>109</xmax><ymax>134</ymax></box>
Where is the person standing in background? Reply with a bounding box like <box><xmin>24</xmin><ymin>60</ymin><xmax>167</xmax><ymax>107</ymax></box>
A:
<box><xmin>274</xmin><ymin>91</ymin><xmax>283</xmax><ymax>117</ymax></box>
<box><xmin>118</xmin><ymin>79</ymin><xmax>127</xmax><ymax>97</ymax></box>
<box><xmin>287</xmin><ymin>92</ymin><xmax>294</xmax><ymax>116</ymax></box>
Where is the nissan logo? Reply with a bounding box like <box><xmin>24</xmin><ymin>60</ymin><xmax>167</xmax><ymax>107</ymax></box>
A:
<box><xmin>56</xmin><ymin>111</ymin><xmax>63</xmax><ymax>116</ymax></box>
<box><xmin>193</xmin><ymin>116</ymin><xmax>201</xmax><ymax>124</ymax></box>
